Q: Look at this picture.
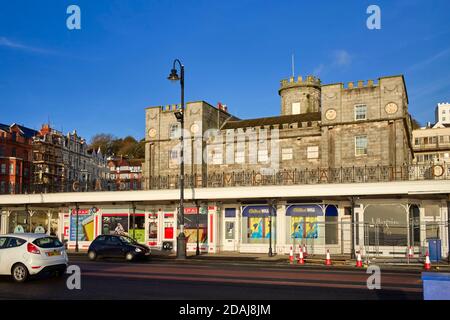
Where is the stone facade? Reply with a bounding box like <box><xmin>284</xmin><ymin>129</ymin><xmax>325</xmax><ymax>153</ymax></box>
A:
<box><xmin>144</xmin><ymin>74</ymin><xmax>414</xmax><ymax>188</ymax></box>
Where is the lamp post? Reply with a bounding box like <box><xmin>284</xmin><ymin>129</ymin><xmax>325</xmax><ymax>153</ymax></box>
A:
<box><xmin>168</xmin><ymin>59</ymin><xmax>186</xmax><ymax>259</ymax></box>
<box><xmin>268</xmin><ymin>200</ymin><xmax>274</xmax><ymax>257</ymax></box>
<box><xmin>75</xmin><ymin>202</ymin><xmax>79</xmax><ymax>253</ymax></box>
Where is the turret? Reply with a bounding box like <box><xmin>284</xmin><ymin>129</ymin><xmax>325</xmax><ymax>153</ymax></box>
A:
<box><xmin>279</xmin><ymin>75</ymin><xmax>321</xmax><ymax>116</ymax></box>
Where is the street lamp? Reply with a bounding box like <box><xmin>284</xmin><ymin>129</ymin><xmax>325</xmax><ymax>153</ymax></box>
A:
<box><xmin>268</xmin><ymin>200</ymin><xmax>275</xmax><ymax>257</ymax></box>
<box><xmin>168</xmin><ymin>59</ymin><xmax>186</xmax><ymax>260</ymax></box>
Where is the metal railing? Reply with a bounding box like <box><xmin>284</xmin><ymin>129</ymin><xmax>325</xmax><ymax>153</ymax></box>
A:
<box><xmin>149</xmin><ymin>163</ymin><xmax>450</xmax><ymax>190</ymax></box>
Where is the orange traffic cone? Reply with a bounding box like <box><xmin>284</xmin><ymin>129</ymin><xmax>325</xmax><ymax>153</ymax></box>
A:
<box><xmin>408</xmin><ymin>246</ymin><xmax>414</xmax><ymax>258</ymax></box>
<box><xmin>303</xmin><ymin>244</ymin><xmax>308</xmax><ymax>257</ymax></box>
<box><xmin>289</xmin><ymin>246</ymin><xmax>294</xmax><ymax>264</ymax></box>
<box><xmin>356</xmin><ymin>251</ymin><xmax>363</xmax><ymax>268</ymax></box>
<box><xmin>424</xmin><ymin>251</ymin><xmax>431</xmax><ymax>270</ymax></box>
<box><xmin>325</xmin><ymin>249</ymin><xmax>332</xmax><ymax>265</ymax></box>
<box><xmin>298</xmin><ymin>247</ymin><xmax>305</xmax><ymax>265</ymax></box>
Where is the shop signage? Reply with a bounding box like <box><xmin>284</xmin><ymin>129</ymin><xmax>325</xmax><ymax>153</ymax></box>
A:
<box><xmin>286</xmin><ymin>204</ymin><xmax>323</xmax><ymax>216</ymax></box>
<box><xmin>242</xmin><ymin>206</ymin><xmax>275</xmax><ymax>217</ymax></box>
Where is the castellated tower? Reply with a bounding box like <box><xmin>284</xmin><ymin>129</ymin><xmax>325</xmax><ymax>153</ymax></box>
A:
<box><xmin>279</xmin><ymin>75</ymin><xmax>321</xmax><ymax>116</ymax></box>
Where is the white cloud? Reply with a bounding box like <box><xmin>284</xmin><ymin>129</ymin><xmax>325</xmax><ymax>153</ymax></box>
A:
<box><xmin>0</xmin><ymin>37</ymin><xmax>54</xmax><ymax>54</ymax></box>
<box><xmin>333</xmin><ymin>49</ymin><xmax>352</xmax><ymax>66</ymax></box>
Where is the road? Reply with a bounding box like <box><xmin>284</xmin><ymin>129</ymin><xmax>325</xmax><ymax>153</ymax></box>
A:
<box><xmin>0</xmin><ymin>255</ymin><xmax>423</xmax><ymax>300</ymax></box>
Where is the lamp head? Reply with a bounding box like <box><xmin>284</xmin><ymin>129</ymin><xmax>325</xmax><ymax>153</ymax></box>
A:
<box><xmin>174</xmin><ymin>110</ymin><xmax>183</xmax><ymax>122</ymax></box>
<box><xmin>168</xmin><ymin>68</ymin><xmax>180</xmax><ymax>81</ymax></box>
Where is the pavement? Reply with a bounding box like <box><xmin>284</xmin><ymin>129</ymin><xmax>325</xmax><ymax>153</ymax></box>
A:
<box><xmin>0</xmin><ymin>254</ymin><xmax>424</xmax><ymax>300</ymax></box>
<box><xmin>67</xmin><ymin>249</ymin><xmax>450</xmax><ymax>272</ymax></box>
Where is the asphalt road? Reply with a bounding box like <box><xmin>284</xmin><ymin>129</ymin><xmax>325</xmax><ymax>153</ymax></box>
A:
<box><xmin>0</xmin><ymin>255</ymin><xmax>423</xmax><ymax>300</ymax></box>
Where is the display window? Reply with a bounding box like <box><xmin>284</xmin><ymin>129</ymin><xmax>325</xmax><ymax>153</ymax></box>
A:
<box><xmin>8</xmin><ymin>211</ymin><xmax>30</xmax><ymax>233</ymax></box>
<box><xmin>184</xmin><ymin>207</ymin><xmax>207</xmax><ymax>244</ymax></box>
<box><xmin>241</xmin><ymin>206</ymin><xmax>275</xmax><ymax>244</ymax></box>
<box><xmin>102</xmin><ymin>214</ymin><xmax>129</xmax><ymax>236</ymax></box>
<box><xmin>130</xmin><ymin>214</ymin><xmax>145</xmax><ymax>243</ymax></box>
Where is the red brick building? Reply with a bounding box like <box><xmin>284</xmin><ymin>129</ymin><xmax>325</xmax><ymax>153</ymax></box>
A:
<box><xmin>0</xmin><ymin>123</ymin><xmax>38</xmax><ymax>194</ymax></box>
<box><xmin>106</xmin><ymin>156</ymin><xmax>143</xmax><ymax>191</ymax></box>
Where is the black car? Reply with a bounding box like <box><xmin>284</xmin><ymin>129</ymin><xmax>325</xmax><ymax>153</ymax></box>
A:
<box><xmin>87</xmin><ymin>235</ymin><xmax>151</xmax><ymax>261</ymax></box>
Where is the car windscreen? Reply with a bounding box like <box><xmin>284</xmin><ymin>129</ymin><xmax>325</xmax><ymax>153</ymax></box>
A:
<box><xmin>119</xmin><ymin>236</ymin><xmax>136</xmax><ymax>244</ymax></box>
<box><xmin>33</xmin><ymin>237</ymin><xmax>64</xmax><ymax>248</ymax></box>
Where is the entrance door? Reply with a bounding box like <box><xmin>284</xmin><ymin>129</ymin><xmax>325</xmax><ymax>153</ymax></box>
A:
<box><xmin>223</xmin><ymin>221</ymin><xmax>236</xmax><ymax>251</ymax></box>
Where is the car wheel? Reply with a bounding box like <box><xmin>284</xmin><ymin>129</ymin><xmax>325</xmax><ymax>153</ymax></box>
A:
<box><xmin>12</xmin><ymin>263</ymin><xmax>29</xmax><ymax>283</ymax></box>
<box><xmin>88</xmin><ymin>250</ymin><xmax>97</xmax><ymax>261</ymax></box>
<box><xmin>125</xmin><ymin>252</ymin><xmax>134</xmax><ymax>261</ymax></box>
<box><xmin>55</xmin><ymin>268</ymin><xmax>66</xmax><ymax>277</ymax></box>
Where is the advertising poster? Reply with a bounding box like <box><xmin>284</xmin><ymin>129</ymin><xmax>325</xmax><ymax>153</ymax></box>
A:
<box><xmin>249</xmin><ymin>217</ymin><xmax>264</xmax><ymax>239</ymax></box>
<box><xmin>129</xmin><ymin>215</ymin><xmax>145</xmax><ymax>243</ymax></box>
<box><xmin>70</xmin><ymin>210</ymin><xmax>95</xmax><ymax>241</ymax></box>
<box><xmin>102</xmin><ymin>215</ymin><xmax>129</xmax><ymax>236</ymax></box>
<box><xmin>291</xmin><ymin>217</ymin><xmax>318</xmax><ymax>239</ymax></box>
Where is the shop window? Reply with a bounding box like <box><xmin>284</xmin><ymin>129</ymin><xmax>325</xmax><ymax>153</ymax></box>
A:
<box><xmin>325</xmin><ymin>205</ymin><xmax>338</xmax><ymax>245</ymax></box>
<box><xmin>184</xmin><ymin>209</ymin><xmax>208</xmax><ymax>244</ymax></box>
<box><xmin>241</xmin><ymin>206</ymin><xmax>275</xmax><ymax>244</ymax></box>
<box><xmin>285</xmin><ymin>205</ymin><xmax>321</xmax><ymax>243</ymax></box>
<box><xmin>102</xmin><ymin>215</ymin><xmax>129</xmax><ymax>236</ymax></box>
<box><xmin>364</xmin><ymin>204</ymin><xmax>407</xmax><ymax>246</ymax></box>
<box><xmin>31</xmin><ymin>212</ymin><xmax>49</xmax><ymax>234</ymax></box>
<box><xmin>8</xmin><ymin>211</ymin><xmax>30</xmax><ymax>233</ymax></box>
<box><xmin>130</xmin><ymin>215</ymin><xmax>145</xmax><ymax>243</ymax></box>
<box><xmin>409</xmin><ymin>205</ymin><xmax>420</xmax><ymax>246</ymax></box>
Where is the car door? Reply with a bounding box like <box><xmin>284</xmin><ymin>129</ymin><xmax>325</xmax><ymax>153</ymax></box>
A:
<box><xmin>106</xmin><ymin>236</ymin><xmax>125</xmax><ymax>257</ymax></box>
<box><xmin>92</xmin><ymin>236</ymin><xmax>107</xmax><ymax>256</ymax></box>
<box><xmin>0</xmin><ymin>237</ymin><xmax>9</xmax><ymax>274</ymax></box>
<box><xmin>1</xmin><ymin>237</ymin><xmax>26</xmax><ymax>274</ymax></box>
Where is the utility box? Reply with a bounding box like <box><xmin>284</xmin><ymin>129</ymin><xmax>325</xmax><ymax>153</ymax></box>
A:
<box><xmin>422</xmin><ymin>272</ymin><xmax>450</xmax><ymax>300</ymax></box>
<box><xmin>428</xmin><ymin>239</ymin><xmax>442</xmax><ymax>262</ymax></box>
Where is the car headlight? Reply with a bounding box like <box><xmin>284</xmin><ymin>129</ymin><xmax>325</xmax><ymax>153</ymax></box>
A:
<box><xmin>135</xmin><ymin>248</ymin><xmax>142</xmax><ymax>253</ymax></box>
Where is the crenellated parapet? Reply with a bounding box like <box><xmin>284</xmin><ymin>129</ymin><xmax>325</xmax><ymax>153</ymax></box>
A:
<box><xmin>343</xmin><ymin>79</ymin><xmax>378</xmax><ymax>90</ymax></box>
<box><xmin>279</xmin><ymin>75</ymin><xmax>321</xmax><ymax>92</ymax></box>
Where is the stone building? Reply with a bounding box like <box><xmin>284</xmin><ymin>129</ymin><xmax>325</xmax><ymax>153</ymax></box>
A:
<box><xmin>32</xmin><ymin>124</ymin><xmax>108</xmax><ymax>193</ymax></box>
<box><xmin>0</xmin><ymin>123</ymin><xmax>38</xmax><ymax>194</ymax></box>
<box><xmin>144</xmin><ymin>74</ymin><xmax>414</xmax><ymax>187</ymax></box>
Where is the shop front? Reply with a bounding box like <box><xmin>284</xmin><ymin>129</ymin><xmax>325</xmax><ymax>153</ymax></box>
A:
<box><xmin>239</xmin><ymin>205</ymin><xmax>276</xmax><ymax>253</ymax></box>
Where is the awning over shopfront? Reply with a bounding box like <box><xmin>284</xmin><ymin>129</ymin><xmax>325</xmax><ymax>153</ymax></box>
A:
<box><xmin>242</xmin><ymin>206</ymin><xmax>275</xmax><ymax>217</ymax></box>
<box><xmin>286</xmin><ymin>204</ymin><xmax>323</xmax><ymax>216</ymax></box>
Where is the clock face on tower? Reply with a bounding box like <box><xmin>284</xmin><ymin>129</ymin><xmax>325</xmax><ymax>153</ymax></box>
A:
<box><xmin>385</xmin><ymin>102</ymin><xmax>398</xmax><ymax>114</ymax></box>
<box><xmin>148</xmin><ymin>128</ymin><xmax>156</xmax><ymax>138</ymax></box>
<box><xmin>325</xmin><ymin>109</ymin><xmax>337</xmax><ymax>120</ymax></box>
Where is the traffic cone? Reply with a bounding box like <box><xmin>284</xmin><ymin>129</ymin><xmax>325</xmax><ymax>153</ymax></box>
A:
<box><xmin>356</xmin><ymin>251</ymin><xmax>363</xmax><ymax>268</ymax></box>
<box><xmin>325</xmin><ymin>249</ymin><xmax>332</xmax><ymax>265</ymax></box>
<box><xmin>289</xmin><ymin>246</ymin><xmax>294</xmax><ymax>264</ymax></box>
<box><xmin>424</xmin><ymin>251</ymin><xmax>431</xmax><ymax>270</ymax></box>
<box><xmin>408</xmin><ymin>246</ymin><xmax>413</xmax><ymax>258</ymax></box>
<box><xmin>303</xmin><ymin>243</ymin><xmax>308</xmax><ymax>257</ymax></box>
<box><xmin>298</xmin><ymin>247</ymin><xmax>305</xmax><ymax>265</ymax></box>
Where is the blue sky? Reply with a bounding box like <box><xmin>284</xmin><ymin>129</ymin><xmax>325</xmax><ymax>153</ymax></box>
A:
<box><xmin>1</xmin><ymin>0</ymin><xmax>449</xmax><ymax>141</ymax></box>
